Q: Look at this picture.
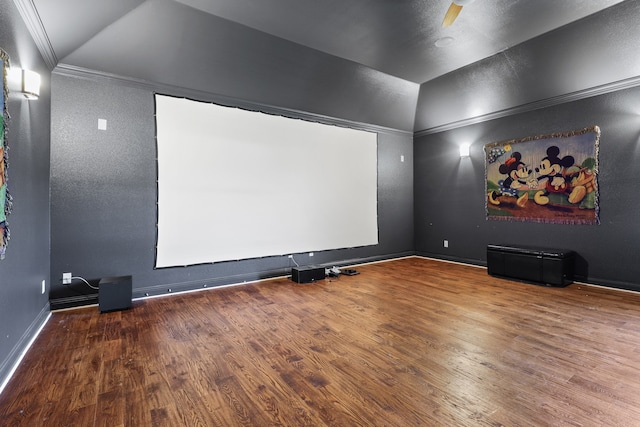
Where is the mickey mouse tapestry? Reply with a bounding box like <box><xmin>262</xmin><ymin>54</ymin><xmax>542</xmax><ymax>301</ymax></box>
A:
<box><xmin>0</xmin><ymin>49</ymin><xmax>11</xmax><ymax>259</ymax></box>
<box><xmin>485</xmin><ymin>126</ymin><xmax>600</xmax><ymax>225</ymax></box>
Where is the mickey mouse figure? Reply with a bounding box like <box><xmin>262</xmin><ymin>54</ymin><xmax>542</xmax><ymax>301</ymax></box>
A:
<box><xmin>488</xmin><ymin>151</ymin><xmax>536</xmax><ymax>207</ymax></box>
<box><xmin>533</xmin><ymin>146</ymin><xmax>586</xmax><ymax>205</ymax></box>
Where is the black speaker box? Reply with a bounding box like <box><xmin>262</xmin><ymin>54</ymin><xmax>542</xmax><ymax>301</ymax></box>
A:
<box><xmin>291</xmin><ymin>266</ymin><xmax>325</xmax><ymax>284</ymax></box>
<box><xmin>99</xmin><ymin>275</ymin><xmax>133</xmax><ymax>313</ymax></box>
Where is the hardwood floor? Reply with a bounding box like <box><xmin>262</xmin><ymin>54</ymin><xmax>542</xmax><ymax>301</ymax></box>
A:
<box><xmin>2</xmin><ymin>257</ymin><xmax>640</xmax><ymax>426</ymax></box>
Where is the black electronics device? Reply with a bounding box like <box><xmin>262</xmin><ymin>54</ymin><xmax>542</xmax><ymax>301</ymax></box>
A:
<box><xmin>99</xmin><ymin>275</ymin><xmax>133</xmax><ymax>312</ymax></box>
<box><xmin>291</xmin><ymin>266</ymin><xmax>325</xmax><ymax>284</ymax></box>
<box><xmin>341</xmin><ymin>269</ymin><xmax>359</xmax><ymax>276</ymax></box>
<box><xmin>487</xmin><ymin>244</ymin><xmax>575</xmax><ymax>287</ymax></box>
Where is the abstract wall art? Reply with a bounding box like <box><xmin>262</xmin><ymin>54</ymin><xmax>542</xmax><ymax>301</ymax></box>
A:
<box><xmin>1</xmin><ymin>49</ymin><xmax>12</xmax><ymax>259</ymax></box>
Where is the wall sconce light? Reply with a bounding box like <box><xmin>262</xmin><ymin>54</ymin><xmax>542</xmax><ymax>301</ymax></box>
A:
<box><xmin>459</xmin><ymin>143</ymin><xmax>470</xmax><ymax>157</ymax></box>
<box><xmin>20</xmin><ymin>69</ymin><xmax>41</xmax><ymax>100</ymax></box>
<box><xmin>9</xmin><ymin>68</ymin><xmax>41</xmax><ymax>99</ymax></box>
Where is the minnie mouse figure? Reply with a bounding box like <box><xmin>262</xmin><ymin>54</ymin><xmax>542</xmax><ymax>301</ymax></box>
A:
<box><xmin>488</xmin><ymin>152</ymin><xmax>537</xmax><ymax>207</ymax></box>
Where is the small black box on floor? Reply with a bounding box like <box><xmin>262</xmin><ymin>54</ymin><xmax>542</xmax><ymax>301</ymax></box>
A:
<box><xmin>291</xmin><ymin>266</ymin><xmax>325</xmax><ymax>284</ymax></box>
<box><xmin>99</xmin><ymin>275</ymin><xmax>132</xmax><ymax>312</ymax></box>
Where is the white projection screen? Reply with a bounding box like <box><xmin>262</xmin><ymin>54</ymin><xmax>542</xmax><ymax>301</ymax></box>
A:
<box><xmin>154</xmin><ymin>94</ymin><xmax>378</xmax><ymax>268</ymax></box>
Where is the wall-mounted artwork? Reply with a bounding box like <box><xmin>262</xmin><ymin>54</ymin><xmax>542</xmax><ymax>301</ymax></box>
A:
<box><xmin>485</xmin><ymin>126</ymin><xmax>600</xmax><ymax>225</ymax></box>
<box><xmin>1</xmin><ymin>49</ymin><xmax>11</xmax><ymax>259</ymax></box>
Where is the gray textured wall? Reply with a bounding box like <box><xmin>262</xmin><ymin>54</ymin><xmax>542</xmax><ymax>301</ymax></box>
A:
<box><xmin>0</xmin><ymin>0</ymin><xmax>51</xmax><ymax>385</ymax></box>
<box><xmin>49</xmin><ymin>73</ymin><xmax>414</xmax><ymax>308</ymax></box>
<box><xmin>415</xmin><ymin>86</ymin><xmax>640</xmax><ymax>290</ymax></box>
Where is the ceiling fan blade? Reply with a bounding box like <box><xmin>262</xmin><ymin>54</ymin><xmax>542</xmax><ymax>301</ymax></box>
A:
<box><xmin>442</xmin><ymin>2</ymin><xmax>464</xmax><ymax>27</ymax></box>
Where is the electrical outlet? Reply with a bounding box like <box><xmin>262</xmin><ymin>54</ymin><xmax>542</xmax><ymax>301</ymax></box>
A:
<box><xmin>62</xmin><ymin>272</ymin><xmax>72</xmax><ymax>284</ymax></box>
<box><xmin>309</xmin><ymin>252</ymin><xmax>314</xmax><ymax>257</ymax></box>
<box><xmin>288</xmin><ymin>255</ymin><xmax>293</xmax><ymax>259</ymax></box>
<box><xmin>444</xmin><ymin>240</ymin><xmax>449</xmax><ymax>248</ymax></box>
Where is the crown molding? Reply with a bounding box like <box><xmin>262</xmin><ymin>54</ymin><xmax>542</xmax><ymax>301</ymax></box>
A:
<box><xmin>53</xmin><ymin>63</ymin><xmax>412</xmax><ymax>137</ymax></box>
<box><xmin>50</xmin><ymin>66</ymin><xmax>640</xmax><ymax>139</ymax></box>
<box><xmin>12</xmin><ymin>0</ymin><xmax>57</xmax><ymax>69</ymax></box>
<box><xmin>415</xmin><ymin>74</ymin><xmax>640</xmax><ymax>137</ymax></box>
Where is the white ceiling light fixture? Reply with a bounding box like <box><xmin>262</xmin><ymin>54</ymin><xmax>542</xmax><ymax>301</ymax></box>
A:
<box><xmin>459</xmin><ymin>143</ymin><xmax>470</xmax><ymax>157</ymax></box>
<box><xmin>435</xmin><ymin>36</ymin><xmax>454</xmax><ymax>48</ymax></box>
<box><xmin>442</xmin><ymin>0</ymin><xmax>476</xmax><ymax>27</ymax></box>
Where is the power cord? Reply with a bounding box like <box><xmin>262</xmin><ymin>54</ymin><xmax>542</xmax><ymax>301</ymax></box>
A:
<box><xmin>289</xmin><ymin>254</ymin><xmax>300</xmax><ymax>267</ymax></box>
<box><xmin>326</xmin><ymin>266</ymin><xmax>341</xmax><ymax>277</ymax></box>
<box><xmin>70</xmin><ymin>276</ymin><xmax>99</xmax><ymax>290</ymax></box>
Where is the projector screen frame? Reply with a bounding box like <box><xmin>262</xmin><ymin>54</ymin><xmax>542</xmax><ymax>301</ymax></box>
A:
<box><xmin>153</xmin><ymin>93</ymin><xmax>379</xmax><ymax>269</ymax></box>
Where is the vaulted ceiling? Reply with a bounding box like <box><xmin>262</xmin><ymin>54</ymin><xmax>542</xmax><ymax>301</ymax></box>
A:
<box><xmin>21</xmin><ymin>0</ymin><xmax>640</xmax><ymax>132</ymax></box>
<box><xmin>32</xmin><ymin>0</ymin><xmax>626</xmax><ymax>84</ymax></box>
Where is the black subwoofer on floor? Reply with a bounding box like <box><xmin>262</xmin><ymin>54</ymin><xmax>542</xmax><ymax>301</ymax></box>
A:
<box><xmin>99</xmin><ymin>275</ymin><xmax>133</xmax><ymax>312</ymax></box>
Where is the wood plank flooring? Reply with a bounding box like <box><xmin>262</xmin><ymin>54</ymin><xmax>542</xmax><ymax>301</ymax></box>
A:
<box><xmin>2</xmin><ymin>257</ymin><xmax>640</xmax><ymax>426</ymax></box>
